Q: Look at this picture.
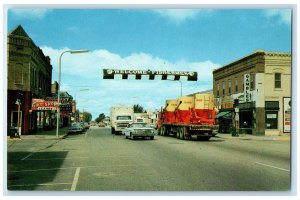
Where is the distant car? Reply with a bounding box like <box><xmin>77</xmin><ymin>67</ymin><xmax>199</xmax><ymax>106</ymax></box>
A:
<box><xmin>68</xmin><ymin>123</ymin><xmax>83</xmax><ymax>134</ymax></box>
<box><xmin>122</xmin><ymin>123</ymin><xmax>156</xmax><ymax>140</ymax></box>
<box><xmin>84</xmin><ymin>122</ymin><xmax>90</xmax><ymax>129</ymax></box>
<box><xmin>98</xmin><ymin>122</ymin><xmax>105</xmax><ymax>127</ymax></box>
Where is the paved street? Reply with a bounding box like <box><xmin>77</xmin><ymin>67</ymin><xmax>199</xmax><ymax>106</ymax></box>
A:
<box><xmin>7</xmin><ymin>126</ymin><xmax>291</xmax><ymax>192</ymax></box>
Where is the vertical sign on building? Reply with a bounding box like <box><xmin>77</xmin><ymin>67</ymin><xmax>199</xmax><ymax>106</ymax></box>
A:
<box><xmin>244</xmin><ymin>74</ymin><xmax>251</xmax><ymax>102</ymax></box>
<box><xmin>283</xmin><ymin>97</ymin><xmax>291</xmax><ymax>133</ymax></box>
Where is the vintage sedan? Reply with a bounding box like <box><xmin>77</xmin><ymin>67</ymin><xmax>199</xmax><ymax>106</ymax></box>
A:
<box><xmin>122</xmin><ymin>123</ymin><xmax>156</xmax><ymax>140</ymax></box>
<box><xmin>68</xmin><ymin>123</ymin><xmax>83</xmax><ymax>134</ymax></box>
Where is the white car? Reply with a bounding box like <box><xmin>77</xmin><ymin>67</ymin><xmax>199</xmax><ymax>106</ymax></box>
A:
<box><xmin>122</xmin><ymin>123</ymin><xmax>156</xmax><ymax>140</ymax></box>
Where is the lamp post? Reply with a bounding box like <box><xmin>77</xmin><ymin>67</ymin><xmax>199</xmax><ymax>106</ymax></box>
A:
<box><xmin>56</xmin><ymin>50</ymin><xmax>89</xmax><ymax>138</ymax></box>
<box><xmin>167</xmin><ymin>79</ymin><xmax>182</xmax><ymax>96</ymax></box>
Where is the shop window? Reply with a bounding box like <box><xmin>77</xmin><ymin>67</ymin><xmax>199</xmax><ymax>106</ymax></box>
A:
<box><xmin>265</xmin><ymin>111</ymin><xmax>278</xmax><ymax>129</ymax></box>
<box><xmin>275</xmin><ymin>73</ymin><xmax>281</xmax><ymax>88</ymax></box>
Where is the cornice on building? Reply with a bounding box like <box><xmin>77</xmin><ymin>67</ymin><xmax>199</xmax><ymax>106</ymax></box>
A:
<box><xmin>8</xmin><ymin>25</ymin><xmax>52</xmax><ymax>70</ymax></box>
<box><xmin>213</xmin><ymin>50</ymin><xmax>291</xmax><ymax>74</ymax></box>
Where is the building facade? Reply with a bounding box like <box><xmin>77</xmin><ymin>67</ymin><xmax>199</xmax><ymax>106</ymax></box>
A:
<box><xmin>213</xmin><ymin>50</ymin><xmax>291</xmax><ymax>136</ymax></box>
<box><xmin>7</xmin><ymin>25</ymin><xmax>53</xmax><ymax>135</ymax></box>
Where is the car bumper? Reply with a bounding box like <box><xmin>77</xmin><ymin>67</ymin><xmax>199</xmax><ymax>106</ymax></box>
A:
<box><xmin>68</xmin><ymin>129</ymin><xmax>82</xmax><ymax>133</ymax></box>
<box><xmin>132</xmin><ymin>132</ymin><xmax>156</xmax><ymax>137</ymax></box>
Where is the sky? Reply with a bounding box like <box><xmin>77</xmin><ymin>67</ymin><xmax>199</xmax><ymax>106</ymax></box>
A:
<box><xmin>6</xmin><ymin>6</ymin><xmax>292</xmax><ymax>119</ymax></box>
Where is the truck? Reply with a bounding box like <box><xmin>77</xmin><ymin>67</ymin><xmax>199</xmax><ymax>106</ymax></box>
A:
<box><xmin>110</xmin><ymin>106</ymin><xmax>134</xmax><ymax>134</ymax></box>
<box><xmin>157</xmin><ymin>93</ymin><xmax>219</xmax><ymax>141</ymax></box>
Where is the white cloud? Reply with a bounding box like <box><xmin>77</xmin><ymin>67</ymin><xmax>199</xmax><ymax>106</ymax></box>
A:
<box><xmin>153</xmin><ymin>9</ymin><xmax>213</xmax><ymax>24</ymax></box>
<box><xmin>10</xmin><ymin>9</ymin><xmax>52</xmax><ymax>20</ymax></box>
<box><xmin>41</xmin><ymin>46</ymin><xmax>220</xmax><ymax>118</ymax></box>
<box><xmin>263</xmin><ymin>9</ymin><xmax>291</xmax><ymax>25</ymax></box>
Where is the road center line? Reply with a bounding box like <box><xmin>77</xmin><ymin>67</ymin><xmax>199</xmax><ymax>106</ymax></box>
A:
<box><xmin>254</xmin><ymin>162</ymin><xmax>290</xmax><ymax>172</ymax></box>
<box><xmin>71</xmin><ymin>167</ymin><xmax>81</xmax><ymax>191</ymax></box>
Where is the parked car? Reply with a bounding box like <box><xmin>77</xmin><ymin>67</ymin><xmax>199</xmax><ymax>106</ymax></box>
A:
<box><xmin>68</xmin><ymin>123</ymin><xmax>83</xmax><ymax>134</ymax></box>
<box><xmin>79</xmin><ymin>122</ymin><xmax>87</xmax><ymax>131</ymax></box>
<box><xmin>122</xmin><ymin>123</ymin><xmax>156</xmax><ymax>140</ymax></box>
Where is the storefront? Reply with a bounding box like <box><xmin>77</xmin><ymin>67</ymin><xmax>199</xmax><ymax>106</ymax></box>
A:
<box><xmin>215</xmin><ymin>109</ymin><xmax>233</xmax><ymax>133</ymax></box>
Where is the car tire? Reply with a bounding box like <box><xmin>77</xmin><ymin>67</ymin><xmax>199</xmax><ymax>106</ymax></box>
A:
<box><xmin>150</xmin><ymin>136</ymin><xmax>154</xmax><ymax>140</ymax></box>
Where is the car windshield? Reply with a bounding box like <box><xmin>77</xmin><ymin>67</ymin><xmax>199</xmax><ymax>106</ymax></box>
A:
<box><xmin>132</xmin><ymin>123</ymin><xmax>148</xmax><ymax>128</ymax></box>
<box><xmin>117</xmin><ymin>116</ymin><xmax>131</xmax><ymax>120</ymax></box>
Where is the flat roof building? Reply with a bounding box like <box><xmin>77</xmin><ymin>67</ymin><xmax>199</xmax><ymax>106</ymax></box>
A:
<box><xmin>213</xmin><ymin>50</ymin><xmax>291</xmax><ymax>136</ymax></box>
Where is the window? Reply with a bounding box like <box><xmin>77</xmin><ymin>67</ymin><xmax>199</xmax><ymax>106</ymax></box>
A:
<box><xmin>275</xmin><ymin>73</ymin><xmax>281</xmax><ymax>88</ymax></box>
<box><xmin>265</xmin><ymin>111</ymin><xmax>278</xmax><ymax>129</ymax></box>
<box><xmin>217</xmin><ymin>83</ymin><xmax>220</xmax><ymax>97</ymax></box>
<box><xmin>235</xmin><ymin>79</ymin><xmax>238</xmax><ymax>93</ymax></box>
<box><xmin>14</xmin><ymin>63</ymin><xmax>23</xmax><ymax>84</ymax></box>
<box><xmin>228</xmin><ymin>81</ymin><xmax>231</xmax><ymax>95</ymax></box>
<box><xmin>222</xmin><ymin>81</ymin><xmax>225</xmax><ymax>96</ymax></box>
<box><xmin>250</xmin><ymin>73</ymin><xmax>255</xmax><ymax>90</ymax></box>
<box><xmin>117</xmin><ymin>116</ymin><xmax>131</xmax><ymax>120</ymax></box>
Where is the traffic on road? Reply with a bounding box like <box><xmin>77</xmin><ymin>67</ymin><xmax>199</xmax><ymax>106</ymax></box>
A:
<box><xmin>7</xmin><ymin>125</ymin><xmax>291</xmax><ymax>192</ymax></box>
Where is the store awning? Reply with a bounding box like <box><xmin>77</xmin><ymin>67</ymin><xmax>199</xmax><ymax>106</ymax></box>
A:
<box><xmin>215</xmin><ymin>111</ymin><xmax>232</xmax><ymax>119</ymax></box>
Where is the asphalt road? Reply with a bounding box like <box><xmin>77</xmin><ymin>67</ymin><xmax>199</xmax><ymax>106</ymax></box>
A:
<box><xmin>7</xmin><ymin>126</ymin><xmax>291</xmax><ymax>192</ymax></box>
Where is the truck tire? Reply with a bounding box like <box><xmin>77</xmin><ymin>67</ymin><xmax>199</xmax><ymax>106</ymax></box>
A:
<box><xmin>176</xmin><ymin>128</ymin><xmax>181</xmax><ymax>139</ymax></box>
<box><xmin>178</xmin><ymin>127</ymin><xmax>186</xmax><ymax>140</ymax></box>
<box><xmin>180</xmin><ymin>127</ymin><xmax>186</xmax><ymax>140</ymax></box>
<box><xmin>161</xmin><ymin>126</ymin><xmax>165</xmax><ymax>136</ymax></box>
<box><xmin>157</xmin><ymin>128</ymin><xmax>161</xmax><ymax>136</ymax></box>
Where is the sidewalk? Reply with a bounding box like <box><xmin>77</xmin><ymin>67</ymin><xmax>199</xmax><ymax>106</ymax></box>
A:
<box><xmin>216</xmin><ymin>133</ymin><xmax>290</xmax><ymax>141</ymax></box>
<box><xmin>8</xmin><ymin>127</ymin><xmax>69</xmax><ymax>141</ymax></box>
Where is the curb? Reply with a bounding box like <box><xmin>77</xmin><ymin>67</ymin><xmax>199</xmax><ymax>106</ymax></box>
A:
<box><xmin>8</xmin><ymin>134</ymin><xmax>68</xmax><ymax>141</ymax></box>
<box><xmin>216</xmin><ymin>135</ymin><xmax>290</xmax><ymax>141</ymax></box>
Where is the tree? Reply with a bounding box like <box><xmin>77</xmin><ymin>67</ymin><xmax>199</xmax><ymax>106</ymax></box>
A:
<box><xmin>133</xmin><ymin>104</ymin><xmax>145</xmax><ymax>113</ymax></box>
<box><xmin>95</xmin><ymin>113</ymin><xmax>106</xmax><ymax>123</ymax></box>
<box><xmin>82</xmin><ymin>112</ymin><xmax>92</xmax><ymax>123</ymax></box>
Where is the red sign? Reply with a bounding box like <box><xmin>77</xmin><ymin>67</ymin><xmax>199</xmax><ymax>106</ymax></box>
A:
<box><xmin>32</xmin><ymin>98</ymin><xmax>58</xmax><ymax>110</ymax></box>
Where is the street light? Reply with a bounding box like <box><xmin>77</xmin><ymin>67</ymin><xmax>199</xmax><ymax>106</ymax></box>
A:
<box><xmin>167</xmin><ymin>79</ymin><xmax>183</xmax><ymax>96</ymax></box>
<box><xmin>56</xmin><ymin>50</ymin><xmax>89</xmax><ymax>138</ymax></box>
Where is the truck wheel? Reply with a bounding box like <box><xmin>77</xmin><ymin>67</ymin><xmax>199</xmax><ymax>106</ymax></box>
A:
<box><xmin>161</xmin><ymin>127</ymin><xmax>165</xmax><ymax>136</ymax></box>
<box><xmin>182</xmin><ymin>127</ymin><xmax>186</xmax><ymax>140</ymax></box>
<box><xmin>176</xmin><ymin>128</ymin><xmax>181</xmax><ymax>139</ymax></box>
<box><xmin>179</xmin><ymin>127</ymin><xmax>185</xmax><ymax>140</ymax></box>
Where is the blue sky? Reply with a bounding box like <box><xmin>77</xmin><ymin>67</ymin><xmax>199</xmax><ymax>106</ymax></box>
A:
<box><xmin>7</xmin><ymin>8</ymin><xmax>292</xmax><ymax>119</ymax></box>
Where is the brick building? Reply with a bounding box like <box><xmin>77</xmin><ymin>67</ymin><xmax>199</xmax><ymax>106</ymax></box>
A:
<box><xmin>213</xmin><ymin>50</ymin><xmax>291</xmax><ymax>136</ymax></box>
<box><xmin>7</xmin><ymin>25</ymin><xmax>53</xmax><ymax>135</ymax></box>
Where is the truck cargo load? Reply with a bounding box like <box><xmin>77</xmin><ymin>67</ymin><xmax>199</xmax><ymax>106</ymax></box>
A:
<box><xmin>158</xmin><ymin>93</ymin><xmax>218</xmax><ymax>141</ymax></box>
<box><xmin>163</xmin><ymin>100</ymin><xmax>177</xmax><ymax>123</ymax></box>
<box><xmin>175</xmin><ymin>96</ymin><xmax>194</xmax><ymax>124</ymax></box>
